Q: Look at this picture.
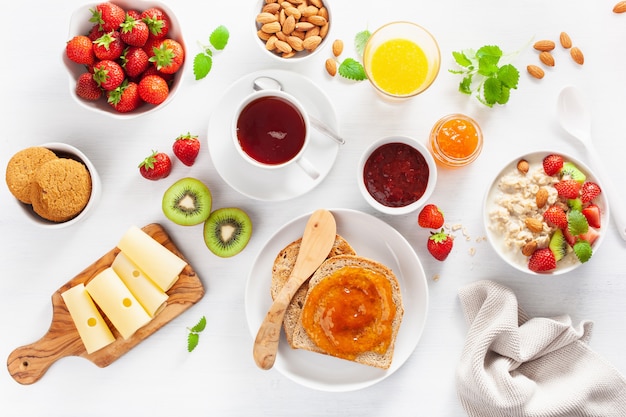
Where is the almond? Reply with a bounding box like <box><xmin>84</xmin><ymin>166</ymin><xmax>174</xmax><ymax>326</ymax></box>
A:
<box><xmin>527</xmin><ymin>65</ymin><xmax>545</xmax><ymax>79</ymax></box>
<box><xmin>302</xmin><ymin>5</ymin><xmax>320</xmax><ymax>17</ymax></box>
<box><xmin>318</xmin><ymin>6</ymin><xmax>329</xmax><ymax>20</ymax></box>
<box><xmin>525</xmin><ymin>218</ymin><xmax>544</xmax><ymax>233</ymax></box>
<box><xmin>262</xmin><ymin>3</ymin><xmax>281</xmax><ymax>14</ymax></box>
<box><xmin>570</xmin><ymin>47</ymin><xmax>584</xmax><ymax>65</ymax></box>
<box><xmin>521</xmin><ymin>241</ymin><xmax>538</xmax><ymax>257</ymax></box>
<box><xmin>535</xmin><ymin>188</ymin><xmax>549</xmax><ymax>209</ymax></box>
<box><xmin>517</xmin><ymin>159</ymin><xmax>529</xmax><ymax>174</ymax></box>
<box><xmin>320</xmin><ymin>23</ymin><xmax>329</xmax><ymax>38</ymax></box>
<box><xmin>287</xmin><ymin>36</ymin><xmax>304</xmax><ymax>51</ymax></box>
<box><xmin>539</xmin><ymin>51</ymin><xmax>555</xmax><ymax>67</ymax></box>
<box><xmin>559</xmin><ymin>32</ymin><xmax>572</xmax><ymax>49</ymax></box>
<box><xmin>284</xmin><ymin>6</ymin><xmax>301</xmax><ymax>20</ymax></box>
<box><xmin>282</xmin><ymin>15</ymin><xmax>296</xmax><ymax>35</ymax></box>
<box><xmin>302</xmin><ymin>35</ymin><xmax>322</xmax><ymax>50</ymax></box>
<box><xmin>614</xmin><ymin>1</ymin><xmax>626</xmax><ymax>13</ymax></box>
<box><xmin>533</xmin><ymin>40</ymin><xmax>555</xmax><ymax>52</ymax></box>
<box><xmin>256</xmin><ymin>12</ymin><xmax>278</xmax><ymax>24</ymax></box>
<box><xmin>295</xmin><ymin>21</ymin><xmax>315</xmax><ymax>31</ymax></box>
<box><xmin>332</xmin><ymin>39</ymin><xmax>344</xmax><ymax>57</ymax></box>
<box><xmin>275</xmin><ymin>40</ymin><xmax>292</xmax><ymax>54</ymax></box>
<box><xmin>310</xmin><ymin>0</ymin><xmax>324</xmax><ymax>7</ymax></box>
<box><xmin>261</xmin><ymin>21</ymin><xmax>281</xmax><ymax>34</ymax></box>
<box><xmin>308</xmin><ymin>15</ymin><xmax>327</xmax><ymax>26</ymax></box>
<box><xmin>325</xmin><ymin>58</ymin><xmax>337</xmax><ymax>76</ymax></box>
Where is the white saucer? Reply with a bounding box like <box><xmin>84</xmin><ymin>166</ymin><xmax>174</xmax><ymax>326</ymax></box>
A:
<box><xmin>207</xmin><ymin>69</ymin><xmax>340</xmax><ymax>201</ymax></box>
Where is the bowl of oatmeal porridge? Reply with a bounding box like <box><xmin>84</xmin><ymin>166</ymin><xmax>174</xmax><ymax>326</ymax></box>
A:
<box><xmin>483</xmin><ymin>151</ymin><xmax>609</xmax><ymax>275</ymax></box>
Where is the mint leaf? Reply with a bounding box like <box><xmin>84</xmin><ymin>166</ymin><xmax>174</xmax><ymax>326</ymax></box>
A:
<box><xmin>354</xmin><ymin>30</ymin><xmax>371</xmax><ymax>57</ymax></box>
<box><xmin>187</xmin><ymin>332</ymin><xmax>200</xmax><ymax>352</ymax></box>
<box><xmin>452</xmin><ymin>51</ymin><xmax>472</xmax><ymax>68</ymax></box>
<box><xmin>482</xmin><ymin>77</ymin><xmax>502</xmax><ymax>106</ymax></box>
<box><xmin>573</xmin><ymin>239</ymin><xmax>593</xmax><ymax>263</ymax></box>
<box><xmin>568</xmin><ymin>210</ymin><xmax>589</xmax><ymax>236</ymax></box>
<box><xmin>497</xmin><ymin>64</ymin><xmax>520</xmax><ymax>89</ymax></box>
<box><xmin>193</xmin><ymin>53</ymin><xmax>213</xmax><ymax>80</ymax></box>
<box><xmin>459</xmin><ymin>75</ymin><xmax>473</xmax><ymax>94</ymax></box>
<box><xmin>210</xmin><ymin>25</ymin><xmax>229</xmax><ymax>50</ymax></box>
<box><xmin>190</xmin><ymin>316</ymin><xmax>207</xmax><ymax>333</ymax></box>
<box><xmin>338</xmin><ymin>58</ymin><xmax>367</xmax><ymax>81</ymax></box>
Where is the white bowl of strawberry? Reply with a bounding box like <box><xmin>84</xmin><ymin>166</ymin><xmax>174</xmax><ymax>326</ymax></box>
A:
<box><xmin>63</xmin><ymin>0</ymin><xmax>185</xmax><ymax>118</ymax></box>
<box><xmin>483</xmin><ymin>151</ymin><xmax>609</xmax><ymax>275</ymax></box>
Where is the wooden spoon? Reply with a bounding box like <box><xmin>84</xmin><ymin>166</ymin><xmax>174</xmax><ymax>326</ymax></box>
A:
<box><xmin>253</xmin><ymin>209</ymin><xmax>336</xmax><ymax>370</ymax></box>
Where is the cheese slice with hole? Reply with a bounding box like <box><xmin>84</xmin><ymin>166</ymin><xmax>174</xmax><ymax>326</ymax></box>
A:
<box><xmin>85</xmin><ymin>267</ymin><xmax>152</xmax><ymax>340</ymax></box>
<box><xmin>61</xmin><ymin>283</ymin><xmax>115</xmax><ymax>354</ymax></box>
<box><xmin>117</xmin><ymin>226</ymin><xmax>187</xmax><ymax>292</ymax></box>
<box><xmin>112</xmin><ymin>251</ymin><xmax>168</xmax><ymax>317</ymax></box>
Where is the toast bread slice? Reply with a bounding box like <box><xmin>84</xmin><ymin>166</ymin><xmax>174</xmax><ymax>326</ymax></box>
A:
<box><xmin>270</xmin><ymin>235</ymin><xmax>356</xmax><ymax>347</ymax></box>
<box><xmin>291</xmin><ymin>254</ymin><xmax>404</xmax><ymax>369</ymax></box>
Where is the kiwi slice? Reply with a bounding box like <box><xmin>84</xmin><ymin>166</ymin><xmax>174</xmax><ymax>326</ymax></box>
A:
<box><xmin>560</xmin><ymin>162</ymin><xmax>586</xmax><ymax>183</ymax></box>
<box><xmin>203</xmin><ymin>207</ymin><xmax>252</xmax><ymax>257</ymax></box>
<box><xmin>549</xmin><ymin>228</ymin><xmax>568</xmax><ymax>261</ymax></box>
<box><xmin>162</xmin><ymin>177</ymin><xmax>212</xmax><ymax>226</ymax></box>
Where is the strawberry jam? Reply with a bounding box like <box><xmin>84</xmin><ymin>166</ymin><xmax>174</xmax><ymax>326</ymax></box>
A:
<box><xmin>363</xmin><ymin>142</ymin><xmax>430</xmax><ymax>207</ymax></box>
<box><xmin>236</xmin><ymin>96</ymin><xmax>306</xmax><ymax>165</ymax></box>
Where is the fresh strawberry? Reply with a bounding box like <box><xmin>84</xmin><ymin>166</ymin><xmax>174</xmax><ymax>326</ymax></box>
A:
<box><xmin>90</xmin><ymin>2</ymin><xmax>126</xmax><ymax>32</ymax></box>
<box><xmin>418</xmin><ymin>204</ymin><xmax>444</xmax><ymax>229</ymax></box>
<box><xmin>93</xmin><ymin>31</ymin><xmax>125</xmax><ymax>61</ymax></box>
<box><xmin>138</xmin><ymin>151</ymin><xmax>171</xmax><ymax>180</ymax></box>
<box><xmin>141</xmin><ymin>65</ymin><xmax>174</xmax><ymax>83</ymax></box>
<box><xmin>141</xmin><ymin>7</ymin><xmax>170</xmax><ymax>39</ymax></box>
<box><xmin>173</xmin><ymin>133</ymin><xmax>200</xmax><ymax>166</ymax></box>
<box><xmin>120</xmin><ymin>15</ymin><xmax>149</xmax><ymax>47</ymax></box>
<box><xmin>554</xmin><ymin>179</ymin><xmax>581</xmax><ymax>199</ymax></box>
<box><xmin>528</xmin><ymin>248</ymin><xmax>557</xmax><ymax>272</ymax></box>
<box><xmin>126</xmin><ymin>10</ymin><xmax>142</xmax><ymax>20</ymax></box>
<box><xmin>562</xmin><ymin>226</ymin><xmax>577</xmax><ymax>246</ymax></box>
<box><xmin>149</xmin><ymin>38</ymin><xmax>184</xmax><ymax>74</ymax></box>
<box><xmin>582</xmin><ymin>204</ymin><xmax>601</xmax><ymax>228</ymax></box>
<box><xmin>138</xmin><ymin>74</ymin><xmax>169</xmax><ymax>104</ymax></box>
<box><xmin>543</xmin><ymin>205</ymin><xmax>568</xmax><ymax>229</ymax></box>
<box><xmin>581</xmin><ymin>181</ymin><xmax>601</xmax><ymax>203</ymax></box>
<box><xmin>427</xmin><ymin>229</ymin><xmax>454</xmax><ymax>261</ymax></box>
<box><xmin>107</xmin><ymin>80</ymin><xmax>142</xmax><ymax>113</ymax></box>
<box><xmin>578</xmin><ymin>227</ymin><xmax>600</xmax><ymax>245</ymax></box>
<box><xmin>87</xmin><ymin>24</ymin><xmax>106</xmax><ymax>41</ymax></box>
<box><xmin>66</xmin><ymin>35</ymin><xmax>95</xmax><ymax>65</ymax></box>
<box><xmin>76</xmin><ymin>72</ymin><xmax>102</xmax><ymax>100</ymax></box>
<box><xmin>93</xmin><ymin>59</ymin><xmax>125</xmax><ymax>91</ymax></box>
<box><xmin>121</xmin><ymin>46</ymin><xmax>149</xmax><ymax>79</ymax></box>
<box><xmin>543</xmin><ymin>154</ymin><xmax>564</xmax><ymax>176</ymax></box>
<box><xmin>142</xmin><ymin>36</ymin><xmax>162</xmax><ymax>58</ymax></box>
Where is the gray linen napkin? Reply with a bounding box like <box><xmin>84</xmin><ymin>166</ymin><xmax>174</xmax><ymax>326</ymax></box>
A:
<box><xmin>456</xmin><ymin>280</ymin><xmax>626</xmax><ymax>417</ymax></box>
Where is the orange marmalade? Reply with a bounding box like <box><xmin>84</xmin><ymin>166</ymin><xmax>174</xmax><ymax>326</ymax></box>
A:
<box><xmin>301</xmin><ymin>266</ymin><xmax>396</xmax><ymax>361</ymax></box>
<box><xmin>429</xmin><ymin>114</ymin><xmax>483</xmax><ymax>168</ymax></box>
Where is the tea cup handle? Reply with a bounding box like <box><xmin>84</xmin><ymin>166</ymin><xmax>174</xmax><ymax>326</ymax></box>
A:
<box><xmin>296</xmin><ymin>156</ymin><xmax>320</xmax><ymax>180</ymax></box>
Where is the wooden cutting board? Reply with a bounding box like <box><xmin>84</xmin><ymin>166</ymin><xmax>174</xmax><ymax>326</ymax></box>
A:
<box><xmin>7</xmin><ymin>223</ymin><xmax>205</xmax><ymax>385</ymax></box>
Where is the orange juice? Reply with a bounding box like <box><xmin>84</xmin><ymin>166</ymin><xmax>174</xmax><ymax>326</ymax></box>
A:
<box><xmin>429</xmin><ymin>114</ymin><xmax>483</xmax><ymax>168</ymax></box>
<box><xmin>369</xmin><ymin>39</ymin><xmax>429</xmax><ymax>96</ymax></box>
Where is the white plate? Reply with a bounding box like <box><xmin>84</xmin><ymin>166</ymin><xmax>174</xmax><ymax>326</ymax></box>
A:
<box><xmin>483</xmin><ymin>150</ymin><xmax>609</xmax><ymax>275</ymax></box>
<box><xmin>207</xmin><ymin>69</ymin><xmax>340</xmax><ymax>201</ymax></box>
<box><xmin>245</xmin><ymin>209</ymin><xmax>429</xmax><ymax>392</ymax></box>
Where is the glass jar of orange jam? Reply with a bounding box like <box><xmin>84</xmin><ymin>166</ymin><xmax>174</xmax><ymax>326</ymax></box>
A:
<box><xmin>429</xmin><ymin>114</ymin><xmax>483</xmax><ymax>168</ymax></box>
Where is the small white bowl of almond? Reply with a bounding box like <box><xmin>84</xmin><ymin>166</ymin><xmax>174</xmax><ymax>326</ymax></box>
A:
<box><xmin>483</xmin><ymin>151</ymin><xmax>609</xmax><ymax>275</ymax></box>
<box><xmin>254</xmin><ymin>0</ymin><xmax>331</xmax><ymax>62</ymax></box>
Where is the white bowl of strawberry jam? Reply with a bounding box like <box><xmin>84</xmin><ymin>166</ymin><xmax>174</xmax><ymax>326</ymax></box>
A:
<box><xmin>358</xmin><ymin>136</ymin><xmax>437</xmax><ymax>215</ymax></box>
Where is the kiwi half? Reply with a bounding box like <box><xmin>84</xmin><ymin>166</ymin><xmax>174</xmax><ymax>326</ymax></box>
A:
<box><xmin>162</xmin><ymin>177</ymin><xmax>212</xmax><ymax>226</ymax></box>
<box><xmin>203</xmin><ymin>207</ymin><xmax>252</xmax><ymax>257</ymax></box>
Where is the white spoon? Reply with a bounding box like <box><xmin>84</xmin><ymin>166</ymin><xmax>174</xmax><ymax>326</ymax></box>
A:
<box><xmin>253</xmin><ymin>76</ymin><xmax>345</xmax><ymax>145</ymax></box>
<box><xmin>557</xmin><ymin>85</ymin><xmax>626</xmax><ymax>241</ymax></box>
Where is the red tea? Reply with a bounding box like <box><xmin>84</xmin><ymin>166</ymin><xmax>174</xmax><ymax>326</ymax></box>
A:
<box><xmin>236</xmin><ymin>96</ymin><xmax>306</xmax><ymax>165</ymax></box>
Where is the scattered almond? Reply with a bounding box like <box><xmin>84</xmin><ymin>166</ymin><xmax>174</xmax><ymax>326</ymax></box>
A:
<box><xmin>525</xmin><ymin>218</ymin><xmax>544</xmax><ymax>233</ymax></box>
<box><xmin>570</xmin><ymin>47</ymin><xmax>584</xmax><ymax>65</ymax></box>
<box><xmin>559</xmin><ymin>32</ymin><xmax>572</xmax><ymax>49</ymax></box>
<box><xmin>332</xmin><ymin>39</ymin><xmax>344</xmax><ymax>57</ymax></box>
<box><xmin>533</xmin><ymin>40</ymin><xmax>555</xmax><ymax>52</ymax></box>
<box><xmin>539</xmin><ymin>51</ymin><xmax>555</xmax><ymax>67</ymax></box>
<box><xmin>535</xmin><ymin>188</ymin><xmax>549</xmax><ymax>209</ymax></box>
<box><xmin>614</xmin><ymin>1</ymin><xmax>626</xmax><ymax>13</ymax></box>
<box><xmin>517</xmin><ymin>159</ymin><xmax>529</xmax><ymax>174</ymax></box>
<box><xmin>325</xmin><ymin>58</ymin><xmax>337</xmax><ymax>76</ymax></box>
<box><xmin>521</xmin><ymin>241</ymin><xmax>538</xmax><ymax>257</ymax></box>
<box><xmin>527</xmin><ymin>65</ymin><xmax>545</xmax><ymax>79</ymax></box>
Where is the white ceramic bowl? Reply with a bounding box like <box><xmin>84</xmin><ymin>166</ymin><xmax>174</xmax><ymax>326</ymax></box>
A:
<box><xmin>358</xmin><ymin>136</ymin><xmax>437</xmax><ymax>215</ymax></box>
<box><xmin>13</xmin><ymin>143</ymin><xmax>102</xmax><ymax>228</ymax></box>
<box><xmin>253</xmin><ymin>0</ymin><xmax>332</xmax><ymax>63</ymax></box>
<box><xmin>483</xmin><ymin>150</ymin><xmax>609</xmax><ymax>275</ymax></box>
<box><xmin>63</xmin><ymin>0</ymin><xmax>185</xmax><ymax>119</ymax></box>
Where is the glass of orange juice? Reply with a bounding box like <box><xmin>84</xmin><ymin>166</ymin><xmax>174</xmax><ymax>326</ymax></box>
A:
<box><xmin>429</xmin><ymin>114</ymin><xmax>484</xmax><ymax>168</ymax></box>
<box><xmin>363</xmin><ymin>21</ymin><xmax>440</xmax><ymax>100</ymax></box>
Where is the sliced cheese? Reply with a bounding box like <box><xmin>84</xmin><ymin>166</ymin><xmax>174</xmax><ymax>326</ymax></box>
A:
<box><xmin>85</xmin><ymin>267</ymin><xmax>152</xmax><ymax>340</ymax></box>
<box><xmin>117</xmin><ymin>226</ymin><xmax>187</xmax><ymax>292</ymax></box>
<box><xmin>61</xmin><ymin>283</ymin><xmax>115</xmax><ymax>354</ymax></box>
<box><xmin>112</xmin><ymin>251</ymin><xmax>168</xmax><ymax>317</ymax></box>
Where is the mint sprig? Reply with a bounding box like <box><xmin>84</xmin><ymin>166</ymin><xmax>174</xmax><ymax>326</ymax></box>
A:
<box><xmin>449</xmin><ymin>45</ymin><xmax>520</xmax><ymax>107</ymax></box>
<box><xmin>193</xmin><ymin>26</ymin><xmax>229</xmax><ymax>80</ymax></box>
<box><xmin>187</xmin><ymin>315</ymin><xmax>207</xmax><ymax>352</ymax></box>
<box><xmin>334</xmin><ymin>30</ymin><xmax>369</xmax><ymax>82</ymax></box>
